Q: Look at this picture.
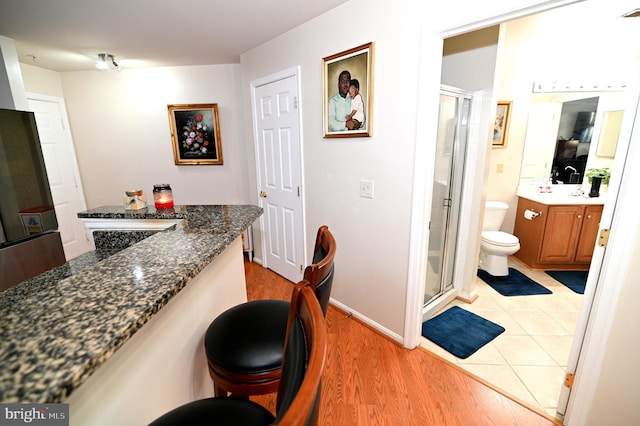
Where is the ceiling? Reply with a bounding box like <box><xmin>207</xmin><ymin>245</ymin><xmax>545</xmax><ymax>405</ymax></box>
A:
<box><xmin>0</xmin><ymin>0</ymin><xmax>349</xmax><ymax>72</ymax></box>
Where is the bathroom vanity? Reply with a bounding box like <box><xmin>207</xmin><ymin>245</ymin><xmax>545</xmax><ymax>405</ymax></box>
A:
<box><xmin>513</xmin><ymin>193</ymin><xmax>604</xmax><ymax>271</ymax></box>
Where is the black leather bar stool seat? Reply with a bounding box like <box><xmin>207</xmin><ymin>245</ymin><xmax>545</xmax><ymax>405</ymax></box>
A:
<box><xmin>149</xmin><ymin>397</ymin><xmax>275</xmax><ymax>425</ymax></box>
<box><xmin>205</xmin><ymin>299</ymin><xmax>289</xmax><ymax>380</ymax></box>
<box><xmin>204</xmin><ymin>226</ymin><xmax>336</xmax><ymax>397</ymax></box>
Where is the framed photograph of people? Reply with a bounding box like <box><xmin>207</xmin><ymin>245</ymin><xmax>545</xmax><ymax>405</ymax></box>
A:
<box><xmin>167</xmin><ymin>103</ymin><xmax>223</xmax><ymax>165</ymax></box>
<box><xmin>323</xmin><ymin>42</ymin><xmax>374</xmax><ymax>138</ymax></box>
<box><xmin>493</xmin><ymin>101</ymin><xmax>511</xmax><ymax>148</ymax></box>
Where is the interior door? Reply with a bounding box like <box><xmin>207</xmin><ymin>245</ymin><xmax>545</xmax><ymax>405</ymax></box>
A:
<box><xmin>251</xmin><ymin>71</ymin><xmax>305</xmax><ymax>283</ymax></box>
<box><xmin>27</xmin><ymin>95</ymin><xmax>92</xmax><ymax>260</ymax></box>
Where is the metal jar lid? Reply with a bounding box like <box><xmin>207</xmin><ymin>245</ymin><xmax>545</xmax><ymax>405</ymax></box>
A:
<box><xmin>125</xmin><ymin>190</ymin><xmax>143</xmax><ymax>196</ymax></box>
<box><xmin>153</xmin><ymin>184</ymin><xmax>172</xmax><ymax>191</ymax></box>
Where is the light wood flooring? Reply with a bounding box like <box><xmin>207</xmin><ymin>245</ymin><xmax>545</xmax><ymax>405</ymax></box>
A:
<box><xmin>244</xmin><ymin>258</ymin><xmax>559</xmax><ymax>425</ymax></box>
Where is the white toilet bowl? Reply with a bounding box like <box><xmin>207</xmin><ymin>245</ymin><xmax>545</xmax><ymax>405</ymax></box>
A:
<box><xmin>479</xmin><ymin>231</ymin><xmax>520</xmax><ymax>276</ymax></box>
<box><xmin>478</xmin><ymin>200</ymin><xmax>520</xmax><ymax>276</ymax></box>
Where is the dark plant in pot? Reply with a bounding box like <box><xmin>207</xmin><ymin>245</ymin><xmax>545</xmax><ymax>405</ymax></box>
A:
<box><xmin>585</xmin><ymin>167</ymin><xmax>611</xmax><ymax>185</ymax></box>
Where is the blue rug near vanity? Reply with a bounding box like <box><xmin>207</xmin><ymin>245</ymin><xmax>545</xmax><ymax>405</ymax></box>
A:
<box><xmin>422</xmin><ymin>306</ymin><xmax>505</xmax><ymax>359</ymax></box>
<box><xmin>545</xmin><ymin>270</ymin><xmax>587</xmax><ymax>294</ymax></box>
<box><xmin>477</xmin><ymin>268</ymin><xmax>552</xmax><ymax>296</ymax></box>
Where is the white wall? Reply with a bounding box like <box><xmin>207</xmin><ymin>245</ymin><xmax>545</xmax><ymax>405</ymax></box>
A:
<box><xmin>0</xmin><ymin>36</ymin><xmax>28</xmax><ymax>110</ymax></box>
<box><xmin>487</xmin><ymin>4</ymin><xmax>640</xmax><ymax>232</ymax></box>
<box><xmin>20</xmin><ymin>63</ymin><xmax>65</xmax><ymax>98</ymax></box>
<box><xmin>240</xmin><ymin>0</ymin><xmax>424</xmax><ymax>337</ymax></box>
<box><xmin>40</xmin><ymin>64</ymin><xmax>250</xmax><ymax>208</ymax></box>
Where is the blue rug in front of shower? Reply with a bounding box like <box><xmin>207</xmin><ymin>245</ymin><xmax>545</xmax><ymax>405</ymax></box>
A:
<box><xmin>422</xmin><ymin>306</ymin><xmax>505</xmax><ymax>359</ymax></box>
<box><xmin>545</xmin><ymin>270</ymin><xmax>587</xmax><ymax>294</ymax></box>
<box><xmin>477</xmin><ymin>268</ymin><xmax>552</xmax><ymax>296</ymax></box>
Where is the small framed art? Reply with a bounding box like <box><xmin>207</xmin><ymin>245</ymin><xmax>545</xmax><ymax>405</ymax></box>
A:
<box><xmin>493</xmin><ymin>101</ymin><xmax>511</xmax><ymax>148</ymax></box>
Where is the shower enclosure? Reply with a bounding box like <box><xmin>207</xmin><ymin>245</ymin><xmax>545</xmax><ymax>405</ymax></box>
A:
<box><xmin>423</xmin><ymin>86</ymin><xmax>471</xmax><ymax>316</ymax></box>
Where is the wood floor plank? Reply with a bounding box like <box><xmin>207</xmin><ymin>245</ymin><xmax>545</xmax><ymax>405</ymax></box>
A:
<box><xmin>244</xmin><ymin>259</ymin><xmax>558</xmax><ymax>425</ymax></box>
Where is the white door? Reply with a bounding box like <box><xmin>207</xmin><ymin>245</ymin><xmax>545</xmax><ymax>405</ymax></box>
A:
<box><xmin>251</xmin><ymin>69</ymin><xmax>305</xmax><ymax>282</ymax></box>
<box><xmin>27</xmin><ymin>95</ymin><xmax>92</xmax><ymax>260</ymax></box>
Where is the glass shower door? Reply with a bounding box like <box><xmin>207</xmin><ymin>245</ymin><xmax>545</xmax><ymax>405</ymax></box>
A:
<box><xmin>424</xmin><ymin>87</ymin><xmax>471</xmax><ymax>306</ymax></box>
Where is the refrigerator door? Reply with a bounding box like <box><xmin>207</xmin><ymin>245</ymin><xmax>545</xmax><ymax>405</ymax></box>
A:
<box><xmin>0</xmin><ymin>108</ymin><xmax>58</xmax><ymax>246</ymax></box>
<box><xmin>0</xmin><ymin>231</ymin><xmax>66</xmax><ymax>292</ymax></box>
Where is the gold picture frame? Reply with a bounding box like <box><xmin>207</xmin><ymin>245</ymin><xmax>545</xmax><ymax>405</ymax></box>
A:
<box><xmin>493</xmin><ymin>101</ymin><xmax>511</xmax><ymax>148</ymax></box>
<box><xmin>168</xmin><ymin>103</ymin><xmax>223</xmax><ymax>165</ymax></box>
<box><xmin>323</xmin><ymin>42</ymin><xmax>374</xmax><ymax>138</ymax></box>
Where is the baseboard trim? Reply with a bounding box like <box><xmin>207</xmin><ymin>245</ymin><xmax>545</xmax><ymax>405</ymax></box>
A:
<box><xmin>329</xmin><ymin>298</ymin><xmax>404</xmax><ymax>345</ymax></box>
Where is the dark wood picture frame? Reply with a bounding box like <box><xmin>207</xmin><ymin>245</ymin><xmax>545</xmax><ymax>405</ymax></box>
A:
<box><xmin>168</xmin><ymin>103</ymin><xmax>223</xmax><ymax>165</ymax></box>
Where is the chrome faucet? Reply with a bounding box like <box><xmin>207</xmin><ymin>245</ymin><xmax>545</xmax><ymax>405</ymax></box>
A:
<box><xmin>565</xmin><ymin>166</ymin><xmax>577</xmax><ymax>173</ymax></box>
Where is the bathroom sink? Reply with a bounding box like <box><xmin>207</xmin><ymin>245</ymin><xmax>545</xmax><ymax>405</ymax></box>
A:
<box><xmin>517</xmin><ymin>191</ymin><xmax>605</xmax><ymax>206</ymax></box>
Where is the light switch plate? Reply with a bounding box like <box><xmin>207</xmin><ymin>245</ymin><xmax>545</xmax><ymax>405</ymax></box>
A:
<box><xmin>359</xmin><ymin>179</ymin><xmax>374</xmax><ymax>199</ymax></box>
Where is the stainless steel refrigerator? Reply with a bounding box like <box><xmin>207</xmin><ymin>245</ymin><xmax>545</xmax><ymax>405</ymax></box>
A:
<box><xmin>0</xmin><ymin>108</ymin><xmax>65</xmax><ymax>291</ymax></box>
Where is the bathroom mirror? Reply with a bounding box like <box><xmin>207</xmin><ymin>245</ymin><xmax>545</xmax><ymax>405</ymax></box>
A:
<box><xmin>549</xmin><ymin>96</ymin><xmax>598</xmax><ymax>184</ymax></box>
<box><xmin>519</xmin><ymin>90</ymin><xmax>627</xmax><ymax>186</ymax></box>
<box><xmin>596</xmin><ymin>110</ymin><xmax>624</xmax><ymax>158</ymax></box>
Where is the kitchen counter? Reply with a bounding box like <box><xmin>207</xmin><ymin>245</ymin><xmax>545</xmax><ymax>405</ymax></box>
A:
<box><xmin>0</xmin><ymin>204</ymin><xmax>262</xmax><ymax>409</ymax></box>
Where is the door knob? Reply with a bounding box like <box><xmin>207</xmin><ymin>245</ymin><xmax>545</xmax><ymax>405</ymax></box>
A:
<box><xmin>259</xmin><ymin>191</ymin><xmax>268</xmax><ymax>198</ymax></box>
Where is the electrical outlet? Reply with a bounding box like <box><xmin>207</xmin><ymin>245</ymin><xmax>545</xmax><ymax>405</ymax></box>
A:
<box><xmin>497</xmin><ymin>163</ymin><xmax>505</xmax><ymax>174</ymax></box>
<box><xmin>359</xmin><ymin>179</ymin><xmax>374</xmax><ymax>199</ymax></box>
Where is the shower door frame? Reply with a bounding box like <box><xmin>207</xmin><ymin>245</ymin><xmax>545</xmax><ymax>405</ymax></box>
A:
<box><xmin>422</xmin><ymin>86</ymin><xmax>473</xmax><ymax>320</ymax></box>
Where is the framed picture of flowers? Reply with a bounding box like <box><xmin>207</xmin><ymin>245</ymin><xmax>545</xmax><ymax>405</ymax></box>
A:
<box><xmin>167</xmin><ymin>103</ymin><xmax>223</xmax><ymax>165</ymax></box>
<box><xmin>492</xmin><ymin>101</ymin><xmax>511</xmax><ymax>148</ymax></box>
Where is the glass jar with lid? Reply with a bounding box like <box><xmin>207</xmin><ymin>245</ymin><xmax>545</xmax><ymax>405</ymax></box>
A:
<box><xmin>153</xmin><ymin>184</ymin><xmax>174</xmax><ymax>208</ymax></box>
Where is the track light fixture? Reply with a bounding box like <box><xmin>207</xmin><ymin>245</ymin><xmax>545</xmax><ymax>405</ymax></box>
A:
<box><xmin>96</xmin><ymin>53</ymin><xmax>121</xmax><ymax>71</ymax></box>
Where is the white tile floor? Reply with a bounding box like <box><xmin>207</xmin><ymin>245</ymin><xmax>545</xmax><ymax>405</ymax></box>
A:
<box><xmin>420</xmin><ymin>258</ymin><xmax>585</xmax><ymax>419</ymax></box>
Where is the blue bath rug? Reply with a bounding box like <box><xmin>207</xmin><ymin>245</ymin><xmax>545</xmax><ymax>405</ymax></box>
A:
<box><xmin>545</xmin><ymin>270</ymin><xmax>587</xmax><ymax>294</ymax></box>
<box><xmin>477</xmin><ymin>268</ymin><xmax>552</xmax><ymax>296</ymax></box>
<box><xmin>422</xmin><ymin>306</ymin><xmax>505</xmax><ymax>359</ymax></box>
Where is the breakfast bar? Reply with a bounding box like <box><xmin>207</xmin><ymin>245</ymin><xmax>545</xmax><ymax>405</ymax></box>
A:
<box><xmin>0</xmin><ymin>204</ymin><xmax>262</xmax><ymax>425</ymax></box>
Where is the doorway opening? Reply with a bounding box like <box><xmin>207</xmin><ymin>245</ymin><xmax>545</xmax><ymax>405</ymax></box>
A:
<box><xmin>416</xmin><ymin>1</ymin><xmax>638</xmax><ymax>421</ymax></box>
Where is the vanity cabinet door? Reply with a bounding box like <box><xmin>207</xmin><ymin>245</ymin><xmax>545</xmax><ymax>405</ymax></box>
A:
<box><xmin>513</xmin><ymin>197</ymin><xmax>549</xmax><ymax>268</ymax></box>
<box><xmin>538</xmin><ymin>205</ymin><xmax>583</xmax><ymax>263</ymax></box>
<box><xmin>574</xmin><ymin>205</ymin><xmax>603</xmax><ymax>263</ymax></box>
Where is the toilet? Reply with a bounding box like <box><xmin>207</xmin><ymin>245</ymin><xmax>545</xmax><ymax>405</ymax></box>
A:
<box><xmin>478</xmin><ymin>201</ymin><xmax>520</xmax><ymax>276</ymax></box>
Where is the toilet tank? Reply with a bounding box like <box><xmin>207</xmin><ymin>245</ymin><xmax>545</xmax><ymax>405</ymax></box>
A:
<box><xmin>483</xmin><ymin>201</ymin><xmax>509</xmax><ymax>231</ymax></box>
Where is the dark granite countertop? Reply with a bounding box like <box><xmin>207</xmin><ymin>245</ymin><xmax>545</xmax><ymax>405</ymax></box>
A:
<box><xmin>0</xmin><ymin>205</ymin><xmax>262</xmax><ymax>404</ymax></box>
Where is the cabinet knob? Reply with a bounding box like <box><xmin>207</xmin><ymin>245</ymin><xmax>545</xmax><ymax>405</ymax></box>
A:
<box><xmin>577</xmin><ymin>214</ymin><xmax>582</xmax><ymax>219</ymax></box>
<box><xmin>587</xmin><ymin>214</ymin><xmax>592</xmax><ymax>219</ymax></box>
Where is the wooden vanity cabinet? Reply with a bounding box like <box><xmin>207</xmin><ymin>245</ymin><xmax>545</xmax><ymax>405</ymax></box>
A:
<box><xmin>513</xmin><ymin>197</ymin><xmax>603</xmax><ymax>271</ymax></box>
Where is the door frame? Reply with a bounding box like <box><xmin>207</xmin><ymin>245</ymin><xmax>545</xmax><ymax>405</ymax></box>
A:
<box><xmin>26</xmin><ymin>92</ymin><xmax>91</xmax><ymax>259</ymax></box>
<box><xmin>422</xmin><ymin>86</ymin><xmax>473</xmax><ymax>319</ymax></box>
<box><xmin>249</xmin><ymin>66</ymin><xmax>307</xmax><ymax>276</ymax></box>
<box><xmin>407</xmin><ymin>0</ymin><xmax>638</xmax><ymax>422</ymax></box>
